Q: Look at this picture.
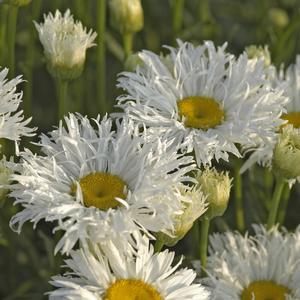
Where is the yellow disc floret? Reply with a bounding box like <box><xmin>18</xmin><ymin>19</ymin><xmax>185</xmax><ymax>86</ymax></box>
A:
<box><xmin>281</xmin><ymin>112</ymin><xmax>300</xmax><ymax>128</ymax></box>
<box><xmin>73</xmin><ymin>172</ymin><xmax>127</xmax><ymax>211</ymax></box>
<box><xmin>177</xmin><ymin>96</ymin><xmax>224</xmax><ymax>130</ymax></box>
<box><xmin>241</xmin><ymin>281</ymin><xmax>290</xmax><ymax>300</ymax></box>
<box><xmin>105</xmin><ymin>279</ymin><xmax>162</xmax><ymax>300</ymax></box>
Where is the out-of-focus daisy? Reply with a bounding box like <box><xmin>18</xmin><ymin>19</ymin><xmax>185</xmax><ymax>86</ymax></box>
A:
<box><xmin>116</xmin><ymin>41</ymin><xmax>287</xmax><ymax>166</ymax></box>
<box><xmin>9</xmin><ymin>114</ymin><xmax>195</xmax><ymax>254</ymax></box>
<box><xmin>34</xmin><ymin>9</ymin><xmax>97</xmax><ymax>80</ymax></box>
<box><xmin>48</xmin><ymin>233</ymin><xmax>210</xmax><ymax>300</ymax></box>
<box><xmin>205</xmin><ymin>225</ymin><xmax>300</xmax><ymax>300</ymax></box>
<box><xmin>0</xmin><ymin>68</ymin><xmax>35</xmax><ymax>142</ymax></box>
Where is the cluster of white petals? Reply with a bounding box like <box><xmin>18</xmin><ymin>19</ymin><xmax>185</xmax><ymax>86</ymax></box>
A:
<box><xmin>34</xmin><ymin>9</ymin><xmax>97</xmax><ymax>78</ymax></box>
<box><xmin>0</xmin><ymin>68</ymin><xmax>35</xmax><ymax>141</ymax></box>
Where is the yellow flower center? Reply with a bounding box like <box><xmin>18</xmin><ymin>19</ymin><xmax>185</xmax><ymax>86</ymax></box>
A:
<box><xmin>281</xmin><ymin>112</ymin><xmax>300</xmax><ymax>128</ymax></box>
<box><xmin>241</xmin><ymin>281</ymin><xmax>290</xmax><ymax>300</ymax></box>
<box><xmin>105</xmin><ymin>279</ymin><xmax>162</xmax><ymax>300</ymax></box>
<box><xmin>177</xmin><ymin>96</ymin><xmax>225</xmax><ymax>130</ymax></box>
<box><xmin>73</xmin><ymin>172</ymin><xmax>127</xmax><ymax>211</ymax></box>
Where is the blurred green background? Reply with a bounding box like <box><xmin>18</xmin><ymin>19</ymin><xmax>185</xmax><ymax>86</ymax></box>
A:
<box><xmin>1</xmin><ymin>0</ymin><xmax>300</xmax><ymax>298</ymax></box>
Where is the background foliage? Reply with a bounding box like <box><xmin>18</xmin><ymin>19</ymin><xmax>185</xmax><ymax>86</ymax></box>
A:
<box><xmin>1</xmin><ymin>0</ymin><xmax>300</xmax><ymax>298</ymax></box>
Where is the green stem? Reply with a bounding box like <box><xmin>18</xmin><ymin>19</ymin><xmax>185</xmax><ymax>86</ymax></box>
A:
<box><xmin>24</xmin><ymin>0</ymin><xmax>42</xmax><ymax>117</ymax></box>
<box><xmin>154</xmin><ymin>238</ymin><xmax>164</xmax><ymax>253</ymax></box>
<box><xmin>7</xmin><ymin>5</ymin><xmax>18</xmax><ymax>77</ymax></box>
<box><xmin>234</xmin><ymin>159</ymin><xmax>245</xmax><ymax>232</ymax></box>
<box><xmin>172</xmin><ymin>0</ymin><xmax>185</xmax><ymax>36</ymax></box>
<box><xmin>199</xmin><ymin>217</ymin><xmax>210</xmax><ymax>277</ymax></box>
<box><xmin>97</xmin><ymin>0</ymin><xmax>106</xmax><ymax>114</ymax></box>
<box><xmin>0</xmin><ymin>5</ymin><xmax>8</xmax><ymax>65</ymax></box>
<box><xmin>57</xmin><ymin>79</ymin><xmax>69</xmax><ymax>121</ymax></box>
<box><xmin>267</xmin><ymin>177</ymin><xmax>285</xmax><ymax>230</ymax></box>
<box><xmin>276</xmin><ymin>182</ymin><xmax>291</xmax><ymax>226</ymax></box>
<box><xmin>123</xmin><ymin>32</ymin><xmax>133</xmax><ymax>61</ymax></box>
<box><xmin>198</xmin><ymin>0</ymin><xmax>212</xmax><ymax>23</ymax></box>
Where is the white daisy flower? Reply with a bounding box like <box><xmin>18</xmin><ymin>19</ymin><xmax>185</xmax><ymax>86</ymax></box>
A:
<box><xmin>48</xmin><ymin>233</ymin><xmax>210</xmax><ymax>300</ymax></box>
<box><xmin>9</xmin><ymin>114</ymin><xmax>195</xmax><ymax>254</ymax></box>
<box><xmin>241</xmin><ymin>56</ymin><xmax>300</xmax><ymax>172</ymax></box>
<box><xmin>34</xmin><ymin>9</ymin><xmax>97</xmax><ymax>80</ymax></box>
<box><xmin>205</xmin><ymin>225</ymin><xmax>300</xmax><ymax>300</ymax></box>
<box><xmin>0</xmin><ymin>68</ymin><xmax>35</xmax><ymax>142</ymax></box>
<box><xmin>116</xmin><ymin>40</ymin><xmax>287</xmax><ymax>166</ymax></box>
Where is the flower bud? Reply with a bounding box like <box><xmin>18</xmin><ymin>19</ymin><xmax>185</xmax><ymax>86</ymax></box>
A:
<box><xmin>246</xmin><ymin>45</ymin><xmax>271</xmax><ymax>68</ymax></box>
<box><xmin>196</xmin><ymin>168</ymin><xmax>232</xmax><ymax>220</ymax></box>
<box><xmin>109</xmin><ymin>0</ymin><xmax>144</xmax><ymax>35</ymax></box>
<box><xmin>34</xmin><ymin>10</ymin><xmax>97</xmax><ymax>81</ymax></box>
<box><xmin>273</xmin><ymin>126</ymin><xmax>300</xmax><ymax>180</ymax></box>
<box><xmin>0</xmin><ymin>157</ymin><xmax>12</xmax><ymax>201</ymax></box>
<box><xmin>268</xmin><ymin>8</ymin><xmax>289</xmax><ymax>28</ymax></box>
<box><xmin>157</xmin><ymin>184</ymin><xmax>207</xmax><ymax>247</ymax></box>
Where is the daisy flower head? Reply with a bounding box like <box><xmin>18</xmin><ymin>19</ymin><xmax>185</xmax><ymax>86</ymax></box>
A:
<box><xmin>0</xmin><ymin>68</ymin><xmax>35</xmax><ymax>142</ymax></box>
<box><xmin>49</xmin><ymin>233</ymin><xmax>210</xmax><ymax>300</ymax></box>
<box><xmin>205</xmin><ymin>225</ymin><xmax>300</xmax><ymax>300</ymax></box>
<box><xmin>116</xmin><ymin>40</ymin><xmax>287</xmax><ymax>167</ymax></box>
<box><xmin>9</xmin><ymin>114</ymin><xmax>195</xmax><ymax>254</ymax></box>
<box><xmin>34</xmin><ymin>9</ymin><xmax>97</xmax><ymax>80</ymax></box>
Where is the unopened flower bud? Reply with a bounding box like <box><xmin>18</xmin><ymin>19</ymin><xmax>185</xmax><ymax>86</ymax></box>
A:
<box><xmin>273</xmin><ymin>126</ymin><xmax>300</xmax><ymax>180</ymax></box>
<box><xmin>268</xmin><ymin>8</ymin><xmax>289</xmax><ymax>28</ymax></box>
<box><xmin>0</xmin><ymin>157</ymin><xmax>12</xmax><ymax>201</ymax></box>
<box><xmin>246</xmin><ymin>45</ymin><xmax>271</xmax><ymax>68</ymax></box>
<box><xmin>109</xmin><ymin>0</ymin><xmax>144</xmax><ymax>35</ymax></box>
<box><xmin>34</xmin><ymin>10</ymin><xmax>97</xmax><ymax>81</ymax></box>
<box><xmin>157</xmin><ymin>184</ymin><xmax>207</xmax><ymax>247</ymax></box>
<box><xmin>197</xmin><ymin>168</ymin><xmax>232</xmax><ymax>220</ymax></box>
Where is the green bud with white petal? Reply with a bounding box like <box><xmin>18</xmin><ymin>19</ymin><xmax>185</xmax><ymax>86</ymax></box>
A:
<box><xmin>273</xmin><ymin>126</ymin><xmax>300</xmax><ymax>180</ymax></box>
<box><xmin>156</xmin><ymin>184</ymin><xmax>207</xmax><ymax>247</ymax></box>
<box><xmin>197</xmin><ymin>168</ymin><xmax>232</xmax><ymax>220</ymax></box>
<box><xmin>246</xmin><ymin>45</ymin><xmax>271</xmax><ymax>68</ymax></box>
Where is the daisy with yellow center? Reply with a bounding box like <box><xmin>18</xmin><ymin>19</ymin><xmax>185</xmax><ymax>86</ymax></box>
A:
<box><xmin>117</xmin><ymin>40</ymin><xmax>287</xmax><ymax>166</ymax></box>
<box><xmin>48</xmin><ymin>233</ymin><xmax>210</xmax><ymax>300</ymax></box>
<box><xmin>9</xmin><ymin>114</ymin><xmax>195</xmax><ymax>254</ymax></box>
<box><xmin>205</xmin><ymin>225</ymin><xmax>300</xmax><ymax>300</ymax></box>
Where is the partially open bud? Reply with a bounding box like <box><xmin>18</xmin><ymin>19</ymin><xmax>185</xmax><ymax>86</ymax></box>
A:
<box><xmin>0</xmin><ymin>157</ymin><xmax>12</xmax><ymax>201</ymax></box>
<box><xmin>157</xmin><ymin>184</ymin><xmax>207</xmax><ymax>247</ymax></box>
<box><xmin>273</xmin><ymin>126</ymin><xmax>300</xmax><ymax>180</ymax></box>
<box><xmin>196</xmin><ymin>168</ymin><xmax>232</xmax><ymax>220</ymax></box>
<box><xmin>2</xmin><ymin>0</ymin><xmax>31</xmax><ymax>6</ymax></box>
<box><xmin>34</xmin><ymin>10</ymin><xmax>97</xmax><ymax>81</ymax></box>
<box><xmin>109</xmin><ymin>0</ymin><xmax>144</xmax><ymax>35</ymax></box>
<box><xmin>246</xmin><ymin>45</ymin><xmax>271</xmax><ymax>68</ymax></box>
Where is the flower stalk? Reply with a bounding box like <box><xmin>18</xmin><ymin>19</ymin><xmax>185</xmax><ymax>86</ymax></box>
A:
<box><xmin>267</xmin><ymin>176</ymin><xmax>285</xmax><ymax>230</ymax></box>
<box><xmin>7</xmin><ymin>5</ymin><xmax>18</xmax><ymax>77</ymax></box>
